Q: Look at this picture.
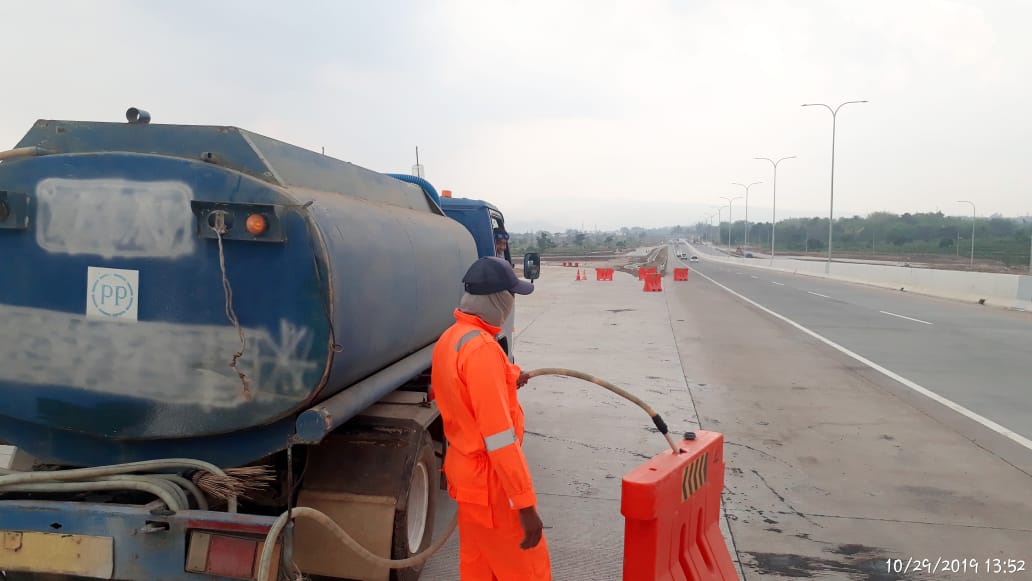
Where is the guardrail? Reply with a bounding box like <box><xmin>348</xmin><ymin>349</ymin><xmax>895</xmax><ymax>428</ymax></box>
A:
<box><xmin>690</xmin><ymin>244</ymin><xmax>1032</xmax><ymax>309</ymax></box>
<box><xmin>539</xmin><ymin>252</ymin><xmax>630</xmax><ymax>261</ymax></box>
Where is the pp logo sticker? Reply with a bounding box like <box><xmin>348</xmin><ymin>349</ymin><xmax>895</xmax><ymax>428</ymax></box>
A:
<box><xmin>86</xmin><ymin>267</ymin><xmax>139</xmax><ymax>321</ymax></box>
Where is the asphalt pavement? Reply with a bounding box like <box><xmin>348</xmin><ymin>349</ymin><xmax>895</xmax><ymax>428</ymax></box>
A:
<box><xmin>681</xmin><ymin>246</ymin><xmax>1032</xmax><ymax>461</ymax></box>
<box><xmin>421</xmin><ymin>263</ymin><xmax>720</xmax><ymax>580</ymax></box>
<box><xmin>421</xmin><ymin>257</ymin><xmax>1032</xmax><ymax>580</ymax></box>
<box><xmin>662</xmin><ymin>262</ymin><xmax>1032</xmax><ymax>579</ymax></box>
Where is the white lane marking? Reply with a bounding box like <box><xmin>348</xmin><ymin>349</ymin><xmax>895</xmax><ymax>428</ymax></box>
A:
<box><xmin>879</xmin><ymin>310</ymin><xmax>933</xmax><ymax>325</ymax></box>
<box><xmin>692</xmin><ymin>269</ymin><xmax>1032</xmax><ymax>453</ymax></box>
<box><xmin>771</xmin><ymin>281</ymin><xmax>786</xmax><ymax>286</ymax></box>
<box><xmin>807</xmin><ymin>291</ymin><xmax>831</xmax><ymax>299</ymax></box>
<box><xmin>750</xmin><ymin>275</ymin><xmax>759</xmax><ymax>279</ymax></box>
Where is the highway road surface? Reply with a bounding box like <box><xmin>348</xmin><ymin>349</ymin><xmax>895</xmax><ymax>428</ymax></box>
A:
<box><xmin>682</xmin><ymin>244</ymin><xmax>1032</xmax><ymax>453</ymax></box>
<box><xmin>422</xmin><ymin>259</ymin><xmax>1032</xmax><ymax>580</ymax></box>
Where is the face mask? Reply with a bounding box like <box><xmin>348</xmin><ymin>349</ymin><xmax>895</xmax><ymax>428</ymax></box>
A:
<box><xmin>459</xmin><ymin>291</ymin><xmax>513</xmax><ymax>327</ymax></box>
<box><xmin>493</xmin><ymin>291</ymin><xmax>515</xmax><ymax>323</ymax></box>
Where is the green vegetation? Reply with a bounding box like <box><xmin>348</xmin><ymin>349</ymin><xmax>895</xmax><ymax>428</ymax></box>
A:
<box><xmin>511</xmin><ymin>226</ymin><xmax>680</xmax><ymax>255</ymax></box>
<box><xmin>509</xmin><ymin>213</ymin><xmax>1032</xmax><ymax>270</ymax></box>
<box><xmin>701</xmin><ymin>212</ymin><xmax>1032</xmax><ymax>269</ymax></box>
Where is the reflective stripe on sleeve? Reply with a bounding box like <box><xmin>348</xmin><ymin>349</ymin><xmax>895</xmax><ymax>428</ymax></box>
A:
<box><xmin>484</xmin><ymin>428</ymin><xmax>517</xmax><ymax>452</ymax></box>
<box><xmin>455</xmin><ymin>330</ymin><xmax>482</xmax><ymax>352</ymax></box>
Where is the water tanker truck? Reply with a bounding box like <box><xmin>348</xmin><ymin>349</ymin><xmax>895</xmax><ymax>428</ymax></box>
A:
<box><xmin>0</xmin><ymin>109</ymin><xmax>540</xmax><ymax>581</ymax></box>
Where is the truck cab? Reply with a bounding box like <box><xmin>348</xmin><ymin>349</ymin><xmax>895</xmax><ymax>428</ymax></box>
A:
<box><xmin>438</xmin><ymin>195</ymin><xmax>510</xmax><ymax>263</ymax></box>
<box><xmin>438</xmin><ymin>194</ymin><xmax>528</xmax><ymax>359</ymax></box>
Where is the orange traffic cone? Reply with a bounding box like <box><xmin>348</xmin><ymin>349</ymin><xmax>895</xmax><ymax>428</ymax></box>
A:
<box><xmin>576</xmin><ymin>269</ymin><xmax>583</xmax><ymax>281</ymax></box>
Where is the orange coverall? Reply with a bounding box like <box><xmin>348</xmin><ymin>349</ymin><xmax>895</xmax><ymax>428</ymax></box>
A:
<box><xmin>430</xmin><ymin>309</ymin><xmax>552</xmax><ymax>580</ymax></box>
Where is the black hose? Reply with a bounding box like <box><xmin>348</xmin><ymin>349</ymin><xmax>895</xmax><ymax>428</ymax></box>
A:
<box><xmin>257</xmin><ymin>367</ymin><xmax>681</xmax><ymax>579</ymax></box>
<box><xmin>524</xmin><ymin>368</ymin><xmax>681</xmax><ymax>453</ymax></box>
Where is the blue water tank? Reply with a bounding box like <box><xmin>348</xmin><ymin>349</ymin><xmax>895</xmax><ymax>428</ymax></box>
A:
<box><xmin>0</xmin><ymin>119</ymin><xmax>477</xmax><ymax>466</ymax></box>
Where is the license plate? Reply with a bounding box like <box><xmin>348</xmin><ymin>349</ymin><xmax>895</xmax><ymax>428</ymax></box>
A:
<box><xmin>0</xmin><ymin>530</ymin><xmax>114</xmax><ymax>579</ymax></box>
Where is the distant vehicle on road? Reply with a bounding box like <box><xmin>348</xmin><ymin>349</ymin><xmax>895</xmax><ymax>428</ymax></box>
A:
<box><xmin>690</xmin><ymin>255</ymin><xmax>699</xmax><ymax>262</ymax></box>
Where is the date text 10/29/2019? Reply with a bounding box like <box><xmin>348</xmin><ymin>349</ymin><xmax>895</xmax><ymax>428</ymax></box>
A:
<box><xmin>887</xmin><ymin>558</ymin><xmax>1025</xmax><ymax>575</ymax></box>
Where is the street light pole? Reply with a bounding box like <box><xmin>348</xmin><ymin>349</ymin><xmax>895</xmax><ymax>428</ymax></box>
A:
<box><xmin>714</xmin><ymin>207</ymin><xmax>726</xmax><ymax>249</ymax></box>
<box><xmin>754</xmin><ymin>156</ymin><xmax>795</xmax><ymax>265</ymax></box>
<box><xmin>802</xmin><ymin>100</ymin><xmax>867</xmax><ymax>274</ymax></box>
<box><xmin>720</xmin><ymin>195</ymin><xmax>742</xmax><ymax>253</ymax></box>
<box><xmin>732</xmin><ymin>181</ymin><xmax>762</xmax><ymax>249</ymax></box>
<box><xmin>957</xmin><ymin>200</ymin><xmax>976</xmax><ymax>268</ymax></box>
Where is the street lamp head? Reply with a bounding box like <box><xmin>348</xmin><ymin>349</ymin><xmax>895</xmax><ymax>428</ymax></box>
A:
<box><xmin>803</xmin><ymin>100</ymin><xmax>867</xmax><ymax>106</ymax></box>
<box><xmin>755</xmin><ymin>156</ymin><xmax>796</xmax><ymax>166</ymax></box>
<box><xmin>732</xmin><ymin>182</ymin><xmax>762</xmax><ymax>191</ymax></box>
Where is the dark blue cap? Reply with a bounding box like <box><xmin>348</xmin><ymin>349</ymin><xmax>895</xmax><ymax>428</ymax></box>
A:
<box><xmin>462</xmin><ymin>256</ymin><xmax>534</xmax><ymax>295</ymax></box>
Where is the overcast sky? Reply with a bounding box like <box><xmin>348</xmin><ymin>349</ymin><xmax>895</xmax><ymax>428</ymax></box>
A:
<box><xmin>3</xmin><ymin>1</ymin><xmax>1030</xmax><ymax>231</ymax></box>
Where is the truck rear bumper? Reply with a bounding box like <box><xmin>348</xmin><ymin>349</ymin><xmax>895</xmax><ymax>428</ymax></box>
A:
<box><xmin>0</xmin><ymin>500</ymin><xmax>278</xmax><ymax>581</ymax></box>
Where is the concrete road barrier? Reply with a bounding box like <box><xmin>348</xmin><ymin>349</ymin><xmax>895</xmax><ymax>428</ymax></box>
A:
<box><xmin>689</xmin><ymin>244</ymin><xmax>1032</xmax><ymax>309</ymax></box>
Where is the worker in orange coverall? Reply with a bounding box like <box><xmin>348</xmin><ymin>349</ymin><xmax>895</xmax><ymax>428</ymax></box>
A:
<box><xmin>430</xmin><ymin>256</ymin><xmax>551</xmax><ymax>580</ymax></box>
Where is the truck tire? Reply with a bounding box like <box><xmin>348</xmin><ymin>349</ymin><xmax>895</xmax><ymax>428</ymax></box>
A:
<box><xmin>390</xmin><ymin>431</ymin><xmax>440</xmax><ymax>581</ymax></box>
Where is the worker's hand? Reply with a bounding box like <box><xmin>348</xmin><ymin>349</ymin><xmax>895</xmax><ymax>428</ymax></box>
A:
<box><xmin>517</xmin><ymin>372</ymin><xmax>530</xmax><ymax>389</ymax></box>
<box><xmin>518</xmin><ymin>506</ymin><xmax>544</xmax><ymax>549</ymax></box>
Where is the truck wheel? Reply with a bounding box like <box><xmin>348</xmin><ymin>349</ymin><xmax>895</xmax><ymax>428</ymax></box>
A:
<box><xmin>390</xmin><ymin>432</ymin><xmax>439</xmax><ymax>581</ymax></box>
